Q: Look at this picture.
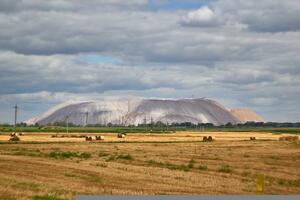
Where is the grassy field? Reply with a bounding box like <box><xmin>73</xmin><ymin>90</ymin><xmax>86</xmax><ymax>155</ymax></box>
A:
<box><xmin>1</xmin><ymin>126</ymin><xmax>300</xmax><ymax>135</ymax></box>
<box><xmin>0</xmin><ymin>131</ymin><xmax>299</xmax><ymax>199</ymax></box>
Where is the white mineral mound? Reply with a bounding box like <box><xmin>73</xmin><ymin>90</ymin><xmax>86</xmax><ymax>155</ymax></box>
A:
<box><xmin>230</xmin><ymin>108</ymin><xmax>265</xmax><ymax>123</ymax></box>
<box><xmin>26</xmin><ymin>98</ymin><xmax>251</xmax><ymax>126</ymax></box>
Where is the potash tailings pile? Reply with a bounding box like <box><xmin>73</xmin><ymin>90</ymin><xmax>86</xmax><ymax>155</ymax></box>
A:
<box><xmin>25</xmin><ymin>98</ymin><xmax>264</xmax><ymax>126</ymax></box>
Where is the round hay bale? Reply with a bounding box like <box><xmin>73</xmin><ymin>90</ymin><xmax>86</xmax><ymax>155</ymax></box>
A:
<box><xmin>85</xmin><ymin>136</ymin><xmax>93</xmax><ymax>141</ymax></box>
<box><xmin>203</xmin><ymin>136</ymin><xmax>207</xmax><ymax>142</ymax></box>
<box><xmin>250</xmin><ymin>137</ymin><xmax>256</xmax><ymax>140</ymax></box>
<box><xmin>208</xmin><ymin>136</ymin><xmax>213</xmax><ymax>142</ymax></box>
<box><xmin>9</xmin><ymin>136</ymin><xmax>20</xmax><ymax>142</ymax></box>
<box><xmin>118</xmin><ymin>133</ymin><xmax>125</xmax><ymax>138</ymax></box>
<box><xmin>95</xmin><ymin>136</ymin><xmax>104</xmax><ymax>140</ymax></box>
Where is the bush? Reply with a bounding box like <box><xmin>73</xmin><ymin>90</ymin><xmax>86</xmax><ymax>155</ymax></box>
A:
<box><xmin>33</xmin><ymin>194</ymin><xmax>61</xmax><ymax>200</ymax></box>
<box><xmin>98</xmin><ymin>152</ymin><xmax>109</xmax><ymax>157</ymax></box>
<box><xmin>178</xmin><ymin>164</ymin><xmax>190</xmax><ymax>172</ymax></box>
<box><xmin>48</xmin><ymin>151</ymin><xmax>91</xmax><ymax>159</ymax></box>
<box><xmin>287</xmin><ymin>179</ymin><xmax>300</xmax><ymax>186</ymax></box>
<box><xmin>96</xmin><ymin>162</ymin><xmax>108</xmax><ymax>168</ymax></box>
<box><xmin>79</xmin><ymin>152</ymin><xmax>91</xmax><ymax>159</ymax></box>
<box><xmin>218</xmin><ymin>164</ymin><xmax>232</xmax><ymax>173</ymax></box>
<box><xmin>116</xmin><ymin>154</ymin><xmax>134</xmax><ymax>160</ymax></box>
<box><xmin>187</xmin><ymin>159</ymin><xmax>195</xmax><ymax>168</ymax></box>
<box><xmin>277</xmin><ymin>178</ymin><xmax>300</xmax><ymax>186</ymax></box>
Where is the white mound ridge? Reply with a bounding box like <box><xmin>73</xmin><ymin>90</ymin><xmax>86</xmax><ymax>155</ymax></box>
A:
<box><xmin>26</xmin><ymin>98</ymin><xmax>261</xmax><ymax>126</ymax></box>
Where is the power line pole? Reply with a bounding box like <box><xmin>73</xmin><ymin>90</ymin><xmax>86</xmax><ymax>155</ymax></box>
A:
<box><xmin>14</xmin><ymin>104</ymin><xmax>18</xmax><ymax>130</ymax></box>
<box><xmin>85</xmin><ymin>112</ymin><xmax>89</xmax><ymax>126</ymax></box>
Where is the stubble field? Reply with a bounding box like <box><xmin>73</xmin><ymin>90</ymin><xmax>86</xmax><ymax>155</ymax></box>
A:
<box><xmin>0</xmin><ymin>132</ymin><xmax>299</xmax><ymax>199</ymax></box>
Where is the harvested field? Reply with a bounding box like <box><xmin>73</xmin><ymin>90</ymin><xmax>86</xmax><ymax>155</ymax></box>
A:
<box><xmin>0</xmin><ymin>132</ymin><xmax>299</xmax><ymax>199</ymax></box>
<box><xmin>0</xmin><ymin>131</ymin><xmax>295</xmax><ymax>143</ymax></box>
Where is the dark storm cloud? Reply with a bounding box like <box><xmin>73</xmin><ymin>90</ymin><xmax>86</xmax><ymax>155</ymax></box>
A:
<box><xmin>0</xmin><ymin>0</ymin><xmax>300</xmax><ymax>123</ymax></box>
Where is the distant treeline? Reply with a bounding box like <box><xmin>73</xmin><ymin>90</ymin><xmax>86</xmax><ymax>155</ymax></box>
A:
<box><xmin>1</xmin><ymin>121</ymin><xmax>300</xmax><ymax>128</ymax></box>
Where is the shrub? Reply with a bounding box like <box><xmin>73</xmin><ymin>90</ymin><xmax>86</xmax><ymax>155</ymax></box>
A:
<box><xmin>287</xmin><ymin>179</ymin><xmax>300</xmax><ymax>186</ymax></box>
<box><xmin>277</xmin><ymin>178</ymin><xmax>300</xmax><ymax>186</ymax></box>
<box><xmin>105</xmin><ymin>154</ymin><xmax>134</xmax><ymax>162</ymax></box>
<box><xmin>79</xmin><ymin>152</ymin><xmax>91</xmax><ymax>159</ymax></box>
<box><xmin>187</xmin><ymin>159</ymin><xmax>195</xmax><ymax>168</ymax></box>
<box><xmin>98</xmin><ymin>152</ymin><xmax>109</xmax><ymax>157</ymax></box>
<box><xmin>96</xmin><ymin>162</ymin><xmax>108</xmax><ymax>168</ymax></box>
<box><xmin>179</xmin><ymin>164</ymin><xmax>189</xmax><ymax>172</ymax></box>
<box><xmin>218</xmin><ymin>164</ymin><xmax>232</xmax><ymax>173</ymax></box>
<box><xmin>33</xmin><ymin>194</ymin><xmax>61</xmax><ymax>200</ymax></box>
<box><xmin>277</xmin><ymin>179</ymin><xmax>285</xmax><ymax>185</ymax></box>
<box><xmin>116</xmin><ymin>154</ymin><xmax>134</xmax><ymax>160</ymax></box>
<box><xmin>48</xmin><ymin>151</ymin><xmax>91</xmax><ymax>159</ymax></box>
<box><xmin>48</xmin><ymin>151</ymin><xmax>76</xmax><ymax>159</ymax></box>
<box><xmin>13</xmin><ymin>148</ymin><xmax>42</xmax><ymax>157</ymax></box>
<box><xmin>147</xmin><ymin>159</ymin><xmax>161</xmax><ymax>165</ymax></box>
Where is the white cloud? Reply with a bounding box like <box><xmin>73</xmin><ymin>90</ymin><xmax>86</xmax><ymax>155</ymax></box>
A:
<box><xmin>0</xmin><ymin>0</ymin><xmax>300</xmax><ymax>122</ymax></box>
<box><xmin>180</xmin><ymin>6</ymin><xmax>219</xmax><ymax>26</ymax></box>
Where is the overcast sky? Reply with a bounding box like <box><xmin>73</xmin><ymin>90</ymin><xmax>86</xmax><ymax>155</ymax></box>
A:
<box><xmin>0</xmin><ymin>0</ymin><xmax>300</xmax><ymax>123</ymax></box>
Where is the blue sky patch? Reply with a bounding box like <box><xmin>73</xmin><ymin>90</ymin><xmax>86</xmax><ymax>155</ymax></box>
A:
<box><xmin>79</xmin><ymin>54</ymin><xmax>122</xmax><ymax>64</ymax></box>
<box><xmin>148</xmin><ymin>0</ymin><xmax>214</xmax><ymax>10</ymax></box>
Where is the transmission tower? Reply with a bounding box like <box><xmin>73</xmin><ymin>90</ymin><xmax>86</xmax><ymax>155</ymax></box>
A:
<box><xmin>14</xmin><ymin>104</ymin><xmax>18</xmax><ymax>130</ymax></box>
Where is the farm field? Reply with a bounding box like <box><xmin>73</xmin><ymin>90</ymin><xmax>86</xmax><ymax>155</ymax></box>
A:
<box><xmin>0</xmin><ymin>131</ymin><xmax>297</xmax><ymax>143</ymax></box>
<box><xmin>0</xmin><ymin>132</ymin><xmax>299</xmax><ymax>199</ymax></box>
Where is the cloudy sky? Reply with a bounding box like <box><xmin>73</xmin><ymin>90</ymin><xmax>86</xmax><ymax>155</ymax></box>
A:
<box><xmin>0</xmin><ymin>0</ymin><xmax>300</xmax><ymax>123</ymax></box>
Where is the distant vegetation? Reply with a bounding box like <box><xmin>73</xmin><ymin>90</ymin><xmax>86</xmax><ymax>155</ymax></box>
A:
<box><xmin>48</xmin><ymin>151</ymin><xmax>91</xmax><ymax>160</ymax></box>
<box><xmin>33</xmin><ymin>194</ymin><xmax>61</xmax><ymax>200</ymax></box>
<box><xmin>0</xmin><ymin>121</ymin><xmax>300</xmax><ymax>134</ymax></box>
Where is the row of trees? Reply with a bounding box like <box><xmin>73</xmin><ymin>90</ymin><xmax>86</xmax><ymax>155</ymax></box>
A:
<box><xmin>2</xmin><ymin>121</ymin><xmax>300</xmax><ymax>128</ymax></box>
